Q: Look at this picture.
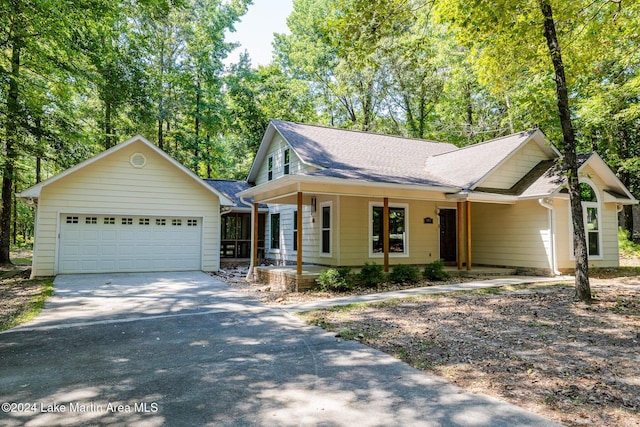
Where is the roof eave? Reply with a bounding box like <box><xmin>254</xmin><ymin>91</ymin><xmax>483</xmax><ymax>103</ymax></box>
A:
<box><xmin>16</xmin><ymin>135</ymin><xmax>234</xmax><ymax>206</ymax></box>
<box><xmin>238</xmin><ymin>174</ymin><xmax>461</xmax><ymax>199</ymax></box>
<box><xmin>472</xmin><ymin>129</ymin><xmax>559</xmax><ymax>190</ymax></box>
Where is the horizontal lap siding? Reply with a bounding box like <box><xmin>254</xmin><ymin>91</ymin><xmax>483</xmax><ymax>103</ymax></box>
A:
<box><xmin>339</xmin><ymin>197</ymin><xmax>451</xmax><ymax>267</ymax></box>
<box><xmin>33</xmin><ymin>140</ymin><xmax>220</xmax><ymax>276</ymax></box>
<box><xmin>472</xmin><ymin>200</ymin><xmax>550</xmax><ymax>269</ymax></box>
<box><xmin>557</xmin><ymin>165</ymin><xmax>620</xmax><ymax>269</ymax></box>
<box><xmin>480</xmin><ymin>142</ymin><xmax>549</xmax><ymax>189</ymax></box>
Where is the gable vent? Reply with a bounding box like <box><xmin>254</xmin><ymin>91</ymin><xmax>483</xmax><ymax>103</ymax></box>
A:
<box><xmin>130</xmin><ymin>153</ymin><xmax>147</xmax><ymax>168</ymax></box>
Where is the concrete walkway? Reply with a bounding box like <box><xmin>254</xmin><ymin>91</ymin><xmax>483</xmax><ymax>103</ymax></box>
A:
<box><xmin>280</xmin><ymin>275</ymin><xmax>574</xmax><ymax>313</ymax></box>
<box><xmin>0</xmin><ymin>272</ymin><xmax>563</xmax><ymax>426</ymax></box>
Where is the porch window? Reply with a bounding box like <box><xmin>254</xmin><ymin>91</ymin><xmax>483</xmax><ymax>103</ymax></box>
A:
<box><xmin>267</xmin><ymin>156</ymin><xmax>274</xmax><ymax>181</ymax></box>
<box><xmin>370</xmin><ymin>203</ymin><xmax>408</xmax><ymax>256</ymax></box>
<box><xmin>293</xmin><ymin>210</ymin><xmax>298</xmax><ymax>251</ymax></box>
<box><xmin>284</xmin><ymin>149</ymin><xmax>291</xmax><ymax>175</ymax></box>
<box><xmin>270</xmin><ymin>213</ymin><xmax>280</xmax><ymax>249</ymax></box>
<box><xmin>320</xmin><ymin>202</ymin><xmax>331</xmax><ymax>255</ymax></box>
<box><xmin>580</xmin><ymin>182</ymin><xmax>600</xmax><ymax>257</ymax></box>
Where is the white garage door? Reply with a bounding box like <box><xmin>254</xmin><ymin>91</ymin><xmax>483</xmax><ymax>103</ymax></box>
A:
<box><xmin>58</xmin><ymin>214</ymin><xmax>203</xmax><ymax>274</ymax></box>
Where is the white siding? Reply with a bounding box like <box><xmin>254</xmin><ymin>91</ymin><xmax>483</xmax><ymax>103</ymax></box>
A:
<box><xmin>480</xmin><ymin>141</ymin><xmax>550</xmax><ymax>189</ymax></box>
<box><xmin>32</xmin><ymin>140</ymin><xmax>221</xmax><ymax>276</ymax></box>
<box><xmin>255</xmin><ymin>134</ymin><xmax>318</xmax><ymax>185</ymax></box>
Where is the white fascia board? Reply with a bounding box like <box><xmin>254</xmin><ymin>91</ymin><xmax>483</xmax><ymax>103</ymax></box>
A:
<box><xmin>16</xmin><ymin>135</ymin><xmax>234</xmax><ymax>206</ymax></box>
<box><xmin>472</xmin><ymin>129</ymin><xmax>559</xmax><ymax>190</ymax></box>
<box><xmin>579</xmin><ymin>152</ymin><xmax>637</xmax><ymax>203</ymax></box>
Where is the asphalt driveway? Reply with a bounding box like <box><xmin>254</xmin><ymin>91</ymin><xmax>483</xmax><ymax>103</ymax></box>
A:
<box><xmin>0</xmin><ymin>272</ymin><xmax>559</xmax><ymax>426</ymax></box>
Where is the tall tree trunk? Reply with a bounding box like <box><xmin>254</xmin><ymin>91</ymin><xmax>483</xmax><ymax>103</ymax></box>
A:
<box><xmin>1</xmin><ymin>16</ymin><xmax>22</xmax><ymax>264</ymax></box>
<box><xmin>618</xmin><ymin>127</ymin><xmax>633</xmax><ymax>235</ymax></box>
<box><xmin>12</xmin><ymin>180</ymin><xmax>18</xmax><ymax>246</ymax></box>
<box><xmin>35</xmin><ymin>117</ymin><xmax>42</xmax><ymax>183</ymax></box>
<box><xmin>104</xmin><ymin>101</ymin><xmax>113</xmax><ymax>149</ymax></box>
<box><xmin>194</xmin><ymin>83</ymin><xmax>200</xmax><ymax>172</ymax></box>
<box><xmin>539</xmin><ymin>0</ymin><xmax>591</xmax><ymax>303</ymax></box>
<box><xmin>206</xmin><ymin>133</ymin><xmax>212</xmax><ymax>179</ymax></box>
<box><xmin>158</xmin><ymin>119</ymin><xmax>164</xmax><ymax>150</ymax></box>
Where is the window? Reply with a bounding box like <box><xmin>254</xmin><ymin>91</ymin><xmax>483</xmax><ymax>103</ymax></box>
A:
<box><xmin>187</xmin><ymin>219</ymin><xmax>198</xmax><ymax>227</ymax></box>
<box><xmin>122</xmin><ymin>218</ymin><xmax>133</xmax><ymax>225</ymax></box>
<box><xmin>580</xmin><ymin>182</ymin><xmax>600</xmax><ymax>257</ymax></box>
<box><xmin>370</xmin><ymin>203</ymin><xmax>408</xmax><ymax>256</ymax></box>
<box><xmin>85</xmin><ymin>217</ymin><xmax>97</xmax><ymax>224</ymax></box>
<box><xmin>66</xmin><ymin>216</ymin><xmax>78</xmax><ymax>224</ymax></box>
<box><xmin>320</xmin><ymin>202</ymin><xmax>331</xmax><ymax>255</ymax></box>
<box><xmin>156</xmin><ymin>218</ymin><xmax>166</xmax><ymax>226</ymax></box>
<box><xmin>267</xmin><ymin>156</ymin><xmax>274</xmax><ymax>181</ymax></box>
<box><xmin>139</xmin><ymin>218</ymin><xmax>150</xmax><ymax>226</ymax></box>
<box><xmin>172</xmin><ymin>219</ymin><xmax>182</xmax><ymax>226</ymax></box>
<box><xmin>104</xmin><ymin>217</ymin><xmax>115</xmax><ymax>225</ymax></box>
<box><xmin>293</xmin><ymin>210</ymin><xmax>298</xmax><ymax>251</ymax></box>
<box><xmin>284</xmin><ymin>149</ymin><xmax>291</xmax><ymax>175</ymax></box>
<box><xmin>270</xmin><ymin>213</ymin><xmax>280</xmax><ymax>249</ymax></box>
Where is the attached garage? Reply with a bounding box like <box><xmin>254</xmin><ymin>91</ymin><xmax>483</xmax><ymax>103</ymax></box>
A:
<box><xmin>18</xmin><ymin>136</ymin><xmax>233</xmax><ymax>277</ymax></box>
<box><xmin>58</xmin><ymin>214</ymin><xmax>203</xmax><ymax>274</ymax></box>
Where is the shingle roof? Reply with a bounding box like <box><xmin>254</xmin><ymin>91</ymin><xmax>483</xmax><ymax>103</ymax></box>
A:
<box><xmin>424</xmin><ymin>130</ymin><xmax>538</xmax><ymax>189</ymax></box>
<box><xmin>204</xmin><ymin>179</ymin><xmax>266</xmax><ymax>208</ymax></box>
<box><xmin>271</xmin><ymin>120</ymin><xmax>458</xmax><ymax>186</ymax></box>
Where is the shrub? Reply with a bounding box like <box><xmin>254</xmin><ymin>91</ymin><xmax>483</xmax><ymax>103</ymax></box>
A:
<box><xmin>619</xmin><ymin>227</ymin><xmax>640</xmax><ymax>256</ymax></box>
<box><xmin>317</xmin><ymin>268</ymin><xmax>353</xmax><ymax>292</ymax></box>
<box><xmin>357</xmin><ymin>262</ymin><xmax>386</xmax><ymax>287</ymax></box>
<box><xmin>423</xmin><ymin>259</ymin><xmax>450</xmax><ymax>281</ymax></box>
<box><xmin>389</xmin><ymin>264</ymin><xmax>420</xmax><ymax>284</ymax></box>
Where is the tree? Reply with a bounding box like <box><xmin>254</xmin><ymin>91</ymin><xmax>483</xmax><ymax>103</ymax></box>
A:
<box><xmin>433</xmin><ymin>0</ymin><xmax>640</xmax><ymax>302</ymax></box>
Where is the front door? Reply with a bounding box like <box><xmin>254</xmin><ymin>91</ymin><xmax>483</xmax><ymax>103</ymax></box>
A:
<box><xmin>439</xmin><ymin>209</ymin><xmax>457</xmax><ymax>264</ymax></box>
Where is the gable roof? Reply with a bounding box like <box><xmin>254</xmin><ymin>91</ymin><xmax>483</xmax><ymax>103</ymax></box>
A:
<box><xmin>424</xmin><ymin>129</ymin><xmax>560</xmax><ymax>189</ymax></box>
<box><xmin>247</xmin><ymin>120</ymin><xmax>458</xmax><ymax>186</ymax></box>
<box><xmin>18</xmin><ymin>135</ymin><xmax>234</xmax><ymax>205</ymax></box>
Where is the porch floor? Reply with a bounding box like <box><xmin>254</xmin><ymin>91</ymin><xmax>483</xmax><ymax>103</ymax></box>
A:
<box><xmin>254</xmin><ymin>265</ymin><xmax>521</xmax><ymax>292</ymax></box>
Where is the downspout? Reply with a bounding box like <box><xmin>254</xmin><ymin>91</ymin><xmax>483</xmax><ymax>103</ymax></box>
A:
<box><xmin>240</xmin><ymin>196</ymin><xmax>255</xmax><ymax>280</ymax></box>
<box><xmin>538</xmin><ymin>198</ymin><xmax>561</xmax><ymax>276</ymax></box>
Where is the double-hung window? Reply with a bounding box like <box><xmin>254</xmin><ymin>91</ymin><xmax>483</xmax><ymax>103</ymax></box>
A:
<box><xmin>580</xmin><ymin>182</ymin><xmax>601</xmax><ymax>258</ymax></box>
<box><xmin>320</xmin><ymin>202</ymin><xmax>331</xmax><ymax>256</ymax></box>
<box><xmin>284</xmin><ymin>149</ymin><xmax>291</xmax><ymax>175</ymax></box>
<box><xmin>270</xmin><ymin>213</ymin><xmax>280</xmax><ymax>250</ymax></box>
<box><xmin>370</xmin><ymin>203</ymin><xmax>408</xmax><ymax>256</ymax></box>
<box><xmin>267</xmin><ymin>156</ymin><xmax>274</xmax><ymax>181</ymax></box>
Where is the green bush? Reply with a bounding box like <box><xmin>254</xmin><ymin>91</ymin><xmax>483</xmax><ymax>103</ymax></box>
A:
<box><xmin>357</xmin><ymin>262</ymin><xmax>386</xmax><ymax>287</ymax></box>
<box><xmin>423</xmin><ymin>259</ymin><xmax>450</xmax><ymax>281</ymax></box>
<box><xmin>317</xmin><ymin>268</ymin><xmax>354</xmax><ymax>292</ymax></box>
<box><xmin>619</xmin><ymin>227</ymin><xmax>640</xmax><ymax>256</ymax></box>
<box><xmin>389</xmin><ymin>264</ymin><xmax>420</xmax><ymax>284</ymax></box>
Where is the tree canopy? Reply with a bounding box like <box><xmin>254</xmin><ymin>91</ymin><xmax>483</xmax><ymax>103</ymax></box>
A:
<box><xmin>2</xmin><ymin>0</ymin><xmax>639</xmax><ymax>282</ymax></box>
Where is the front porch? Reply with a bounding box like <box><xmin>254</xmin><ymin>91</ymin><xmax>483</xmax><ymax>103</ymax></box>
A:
<box><xmin>254</xmin><ymin>264</ymin><xmax>520</xmax><ymax>292</ymax></box>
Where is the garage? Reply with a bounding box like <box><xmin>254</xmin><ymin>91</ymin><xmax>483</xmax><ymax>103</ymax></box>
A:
<box><xmin>18</xmin><ymin>135</ymin><xmax>233</xmax><ymax>277</ymax></box>
<box><xmin>58</xmin><ymin>214</ymin><xmax>203</xmax><ymax>273</ymax></box>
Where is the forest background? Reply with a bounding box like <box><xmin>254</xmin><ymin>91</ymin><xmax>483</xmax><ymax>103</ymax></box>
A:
<box><xmin>2</xmin><ymin>0</ymin><xmax>639</xmax><ymax>261</ymax></box>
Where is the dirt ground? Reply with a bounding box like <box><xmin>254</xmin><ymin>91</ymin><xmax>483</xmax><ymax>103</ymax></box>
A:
<box><xmin>217</xmin><ymin>259</ymin><xmax>640</xmax><ymax>427</ymax></box>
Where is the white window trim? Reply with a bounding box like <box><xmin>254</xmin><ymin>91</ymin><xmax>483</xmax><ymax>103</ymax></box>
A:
<box><xmin>267</xmin><ymin>155</ymin><xmax>274</xmax><ymax>181</ymax></box>
<box><xmin>569</xmin><ymin>178</ymin><xmax>603</xmax><ymax>261</ymax></box>
<box><xmin>269</xmin><ymin>211</ymin><xmax>281</xmax><ymax>253</ymax></box>
<box><xmin>319</xmin><ymin>201</ymin><xmax>332</xmax><ymax>257</ymax></box>
<box><xmin>283</xmin><ymin>148</ymin><xmax>291</xmax><ymax>175</ymax></box>
<box><xmin>368</xmin><ymin>202</ymin><xmax>410</xmax><ymax>258</ymax></box>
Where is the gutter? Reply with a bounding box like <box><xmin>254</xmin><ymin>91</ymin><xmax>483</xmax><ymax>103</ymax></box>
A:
<box><xmin>538</xmin><ymin>197</ymin><xmax>561</xmax><ymax>276</ymax></box>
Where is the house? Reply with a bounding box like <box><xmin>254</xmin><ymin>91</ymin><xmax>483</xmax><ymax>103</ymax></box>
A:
<box><xmin>238</xmin><ymin>120</ymin><xmax>638</xmax><ymax>278</ymax></box>
<box><xmin>18</xmin><ymin>135</ymin><xmax>234</xmax><ymax>277</ymax></box>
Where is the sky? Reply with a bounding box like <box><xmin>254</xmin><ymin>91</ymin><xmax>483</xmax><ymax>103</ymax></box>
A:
<box><xmin>224</xmin><ymin>0</ymin><xmax>294</xmax><ymax>68</ymax></box>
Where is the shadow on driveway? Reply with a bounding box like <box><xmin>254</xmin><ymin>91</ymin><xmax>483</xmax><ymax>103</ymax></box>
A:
<box><xmin>0</xmin><ymin>272</ymin><xmax>559</xmax><ymax>426</ymax></box>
